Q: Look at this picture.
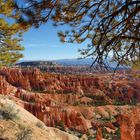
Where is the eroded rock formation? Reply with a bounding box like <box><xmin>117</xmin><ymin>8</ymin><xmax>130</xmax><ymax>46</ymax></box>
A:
<box><xmin>0</xmin><ymin>67</ymin><xmax>140</xmax><ymax>139</ymax></box>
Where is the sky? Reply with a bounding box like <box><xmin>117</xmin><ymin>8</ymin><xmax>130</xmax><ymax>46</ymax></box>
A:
<box><xmin>21</xmin><ymin>21</ymin><xmax>85</xmax><ymax>61</ymax></box>
<box><xmin>0</xmin><ymin>0</ymin><xmax>87</xmax><ymax>61</ymax></box>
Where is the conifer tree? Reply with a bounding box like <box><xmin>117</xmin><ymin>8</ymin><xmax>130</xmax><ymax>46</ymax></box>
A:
<box><xmin>0</xmin><ymin>0</ymin><xmax>28</xmax><ymax>66</ymax></box>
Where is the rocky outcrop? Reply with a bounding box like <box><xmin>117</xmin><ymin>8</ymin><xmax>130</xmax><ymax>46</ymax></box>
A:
<box><xmin>0</xmin><ymin>95</ymin><xmax>79</xmax><ymax>140</ymax></box>
<box><xmin>0</xmin><ymin>67</ymin><xmax>140</xmax><ymax>139</ymax></box>
<box><xmin>1</xmin><ymin>68</ymin><xmax>139</xmax><ymax>104</ymax></box>
<box><xmin>115</xmin><ymin>107</ymin><xmax>140</xmax><ymax>140</ymax></box>
<box><xmin>14</xmin><ymin>90</ymin><xmax>89</xmax><ymax>133</ymax></box>
<box><xmin>0</xmin><ymin>68</ymin><xmax>44</xmax><ymax>90</ymax></box>
<box><xmin>0</xmin><ymin>75</ymin><xmax>16</xmax><ymax>95</ymax></box>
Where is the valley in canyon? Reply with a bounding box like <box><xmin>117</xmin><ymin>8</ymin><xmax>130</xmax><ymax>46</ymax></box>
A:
<box><xmin>0</xmin><ymin>67</ymin><xmax>140</xmax><ymax>140</ymax></box>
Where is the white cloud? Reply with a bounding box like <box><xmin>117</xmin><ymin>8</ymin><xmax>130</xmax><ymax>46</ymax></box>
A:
<box><xmin>24</xmin><ymin>43</ymin><xmax>58</xmax><ymax>48</ymax></box>
<box><xmin>25</xmin><ymin>43</ymin><xmax>47</xmax><ymax>47</ymax></box>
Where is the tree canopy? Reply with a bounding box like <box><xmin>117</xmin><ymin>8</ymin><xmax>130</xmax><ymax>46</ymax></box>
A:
<box><xmin>0</xmin><ymin>0</ymin><xmax>28</xmax><ymax>66</ymax></box>
<box><xmin>2</xmin><ymin>0</ymin><xmax>140</xmax><ymax>67</ymax></box>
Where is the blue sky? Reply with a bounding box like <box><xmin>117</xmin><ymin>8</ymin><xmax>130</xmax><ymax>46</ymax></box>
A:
<box><xmin>21</xmin><ymin>21</ymin><xmax>85</xmax><ymax>60</ymax></box>
<box><xmin>0</xmin><ymin>4</ymin><xmax>87</xmax><ymax>61</ymax></box>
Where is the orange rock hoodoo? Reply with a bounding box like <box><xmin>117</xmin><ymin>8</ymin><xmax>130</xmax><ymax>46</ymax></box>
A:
<box><xmin>0</xmin><ymin>67</ymin><xmax>140</xmax><ymax>139</ymax></box>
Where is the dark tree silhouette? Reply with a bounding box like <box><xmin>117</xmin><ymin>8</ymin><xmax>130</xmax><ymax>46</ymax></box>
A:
<box><xmin>14</xmin><ymin>0</ymin><xmax>140</xmax><ymax>68</ymax></box>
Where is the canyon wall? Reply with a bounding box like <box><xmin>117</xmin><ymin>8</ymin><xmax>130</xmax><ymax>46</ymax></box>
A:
<box><xmin>0</xmin><ymin>67</ymin><xmax>140</xmax><ymax>139</ymax></box>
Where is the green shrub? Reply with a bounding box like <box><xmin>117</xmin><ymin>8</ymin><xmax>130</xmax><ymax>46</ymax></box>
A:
<box><xmin>102</xmin><ymin>127</ymin><xmax>107</xmax><ymax>138</ymax></box>
<box><xmin>16</xmin><ymin>128</ymin><xmax>32</xmax><ymax>140</ymax></box>
<box><xmin>116</xmin><ymin>127</ymin><xmax>121</xmax><ymax>139</ymax></box>
<box><xmin>59</xmin><ymin>120</ymin><xmax>65</xmax><ymax>131</ymax></box>
<box><xmin>36</xmin><ymin>121</ymin><xmax>44</xmax><ymax>129</ymax></box>
<box><xmin>0</xmin><ymin>104</ymin><xmax>19</xmax><ymax>120</ymax></box>
<box><xmin>55</xmin><ymin>120</ymin><xmax>65</xmax><ymax>131</ymax></box>
<box><xmin>130</xmin><ymin>97</ymin><xmax>137</xmax><ymax>105</ymax></box>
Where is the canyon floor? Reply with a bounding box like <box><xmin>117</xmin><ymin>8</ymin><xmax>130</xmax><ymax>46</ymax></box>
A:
<box><xmin>0</xmin><ymin>67</ymin><xmax>140</xmax><ymax>140</ymax></box>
